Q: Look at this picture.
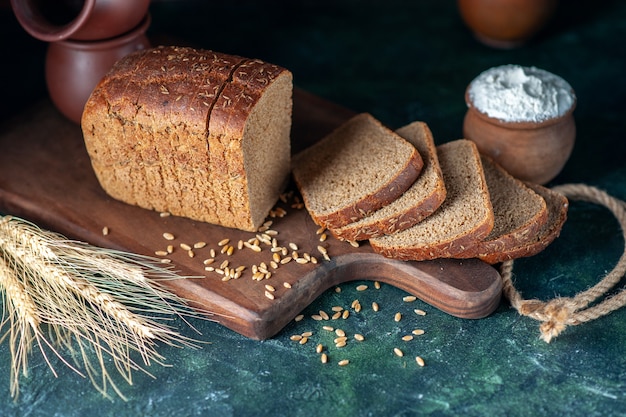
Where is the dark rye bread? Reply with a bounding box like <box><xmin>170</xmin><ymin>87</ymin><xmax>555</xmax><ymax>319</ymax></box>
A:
<box><xmin>454</xmin><ymin>155</ymin><xmax>549</xmax><ymax>263</ymax></box>
<box><xmin>476</xmin><ymin>183</ymin><xmax>568</xmax><ymax>264</ymax></box>
<box><xmin>369</xmin><ymin>139</ymin><xmax>494</xmax><ymax>261</ymax></box>
<box><xmin>329</xmin><ymin>121</ymin><xmax>446</xmax><ymax>241</ymax></box>
<box><xmin>82</xmin><ymin>46</ymin><xmax>293</xmax><ymax>232</ymax></box>
<box><xmin>291</xmin><ymin>113</ymin><xmax>424</xmax><ymax>229</ymax></box>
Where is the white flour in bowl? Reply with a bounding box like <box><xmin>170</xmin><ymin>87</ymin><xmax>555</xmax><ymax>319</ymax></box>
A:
<box><xmin>467</xmin><ymin>65</ymin><xmax>575</xmax><ymax>123</ymax></box>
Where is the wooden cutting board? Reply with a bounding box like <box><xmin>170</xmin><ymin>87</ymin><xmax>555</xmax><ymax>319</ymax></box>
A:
<box><xmin>0</xmin><ymin>90</ymin><xmax>502</xmax><ymax>340</ymax></box>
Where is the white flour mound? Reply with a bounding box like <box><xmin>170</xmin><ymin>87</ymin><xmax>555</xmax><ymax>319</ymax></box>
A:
<box><xmin>468</xmin><ymin>64</ymin><xmax>575</xmax><ymax>123</ymax></box>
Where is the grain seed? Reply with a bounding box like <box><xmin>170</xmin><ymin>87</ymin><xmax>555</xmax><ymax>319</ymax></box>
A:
<box><xmin>194</xmin><ymin>241</ymin><xmax>207</xmax><ymax>249</ymax></box>
<box><xmin>102</xmin><ymin>226</ymin><xmax>109</xmax><ymax>236</ymax></box>
<box><xmin>162</xmin><ymin>232</ymin><xmax>175</xmax><ymax>240</ymax></box>
<box><xmin>335</xmin><ymin>340</ymin><xmax>347</xmax><ymax>348</ymax></box>
<box><xmin>301</xmin><ymin>331</ymin><xmax>313</xmax><ymax>337</ymax></box>
<box><xmin>356</xmin><ymin>284</ymin><xmax>368</xmax><ymax>291</ymax></box>
<box><xmin>180</xmin><ymin>243</ymin><xmax>192</xmax><ymax>251</ymax></box>
<box><xmin>416</xmin><ymin>356</ymin><xmax>426</xmax><ymax>367</ymax></box>
<box><xmin>319</xmin><ymin>310</ymin><xmax>330</xmax><ymax>320</ymax></box>
<box><xmin>299</xmin><ymin>337</ymin><xmax>308</xmax><ymax>345</ymax></box>
<box><xmin>294</xmin><ymin>314</ymin><xmax>304</xmax><ymax>322</ymax></box>
<box><xmin>403</xmin><ymin>296</ymin><xmax>417</xmax><ymax>302</ymax></box>
<box><xmin>412</xmin><ymin>329</ymin><xmax>425</xmax><ymax>335</ymax></box>
<box><xmin>374</xmin><ymin>281</ymin><xmax>381</xmax><ymax>289</ymax></box>
<box><xmin>354</xmin><ymin>334</ymin><xmax>364</xmax><ymax>342</ymax></box>
<box><xmin>283</xmin><ymin>282</ymin><xmax>292</xmax><ymax>289</ymax></box>
<box><xmin>154</xmin><ymin>250</ymin><xmax>168</xmax><ymax>257</ymax></box>
<box><xmin>289</xmin><ymin>242</ymin><xmax>298</xmax><ymax>251</ymax></box>
<box><xmin>372</xmin><ymin>302</ymin><xmax>379</xmax><ymax>312</ymax></box>
<box><xmin>322</xmin><ymin>326</ymin><xmax>334</xmax><ymax>332</ymax></box>
<box><xmin>265</xmin><ymin>284</ymin><xmax>276</xmax><ymax>292</ymax></box>
<box><xmin>335</xmin><ymin>329</ymin><xmax>346</xmax><ymax>337</ymax></box>
<box><xmin>394</xmin><ymin>312</ymin><xmax>402</xmax><ymax>322</ymax></box>
<box><xmin>402</xmin><ymin>335</ymin><xmax>414</xmax><ymax>342</ymax></box>
<box><xmin>218</xmin><ymin>238</ymin><xmax>230</xmax><ymax>247</ymax></box>
<box><xmin>414</xmin><ymin>309</ymin><xmax>427</xmax><ymax>316</ymax></box>
<box><xmin>331</xmin><ymin>306</ymin><xmax>343</xmax><ymax>312</ymax></box>
<box><xmin>316</xmin><ymin>344</ymin><xmax>324</xmax><ymax>354</ymax></box>
<box><xmin>394</xmin><ymin>348</ymin><xmax>404</xmax><ymax>357</ymax></box>
<box><xmin>321</xmin><ymin>353</ymin><xmax>328</xmax><ymax>364</ymax></box>
<box><xmin>338</xmin><ymin>359</ymin><xmax>349</xmax><ymax>366</ymax></box>
<box><xmin>264</xmin><ymin>290</ymin><xmax>275</xmax><ymax>300</ymax></box>
<box><xmin>342</xmin><ymin>310</ymin><xmax>350</xmax><ymax>319</ymax></box>
<box><xmin>311</xmin><ymin>314</ymin><xmax>323</xmax><ymax>321</ymax></box>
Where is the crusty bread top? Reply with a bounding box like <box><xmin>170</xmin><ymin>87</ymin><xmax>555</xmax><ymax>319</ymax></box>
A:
<box><xmin>455</xmin><ymin>155</ymin><xmax>549</xmax><ymax>262</ymax></box>
<box><xmin>369</xmin><ymin>139</ymin><xmax>494</xmax><ymax>261</ymax></box>
<box><xmin>329</xmin><ymin>121</ymin><xmax>446</xmax><ymax>241</ymax></box>
<box><xmin>292</xmin><ymin>113</ymin><xmax>424</xmax><ymax>229</ymax></box>
<box><xmin>476</xmin><ymin>183</ymin><xmax>568</xmax><ymax>264</ymax></box>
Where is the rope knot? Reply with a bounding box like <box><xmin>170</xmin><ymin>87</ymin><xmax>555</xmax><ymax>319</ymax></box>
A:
<box><xmin>500</xmin><ymin>183</ymin><xmax>626</xmax><ymax>342</ymax></box>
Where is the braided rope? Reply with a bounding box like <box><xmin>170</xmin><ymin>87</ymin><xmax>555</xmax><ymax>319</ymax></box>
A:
<box><xmin>500</xmin><ymin>184</ymin><xmax>626</xmax><ymax>342</ymax></box>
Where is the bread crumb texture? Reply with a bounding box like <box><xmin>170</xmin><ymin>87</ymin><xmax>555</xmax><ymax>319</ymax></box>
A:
<box><xmin>81</xmin><ymin>46</ymin><xmax>293</xmax><ymax>231</ymax></box>
<box><xmin>292</xmin><ymin>113</ymin><xmax>423</xmax><ymax>229</ymax></box>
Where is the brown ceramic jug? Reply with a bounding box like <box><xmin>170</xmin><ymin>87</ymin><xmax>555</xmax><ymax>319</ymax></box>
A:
<box><xmin>45</xmin><ymin>15</ymin><xmax>151</xmax><ymax>124</ymax></box>
<box><xmin>10</xmin><ymin>0</ymin><xmax>151</xmax><ymax>42</ymax></box>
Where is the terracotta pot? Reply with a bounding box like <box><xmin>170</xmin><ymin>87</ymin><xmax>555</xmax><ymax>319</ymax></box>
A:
<box><xmin>463</xmin><ymin>88</ymin><xmax>576</xmax><ymax>184</ymax></box>
<box><xmin>11</xmin><ymin>0</ymin><xmax>151</xmax><ymax>42</ymax></box>
<box><xmin>458</xmin><ymin>0</ymin><xmax>558</xmax><ymax>48</ymax></box>
<box><xmin>45</xmin><ymin>14</ymin><xmax>151</xmax><ymax>124</ymax></box>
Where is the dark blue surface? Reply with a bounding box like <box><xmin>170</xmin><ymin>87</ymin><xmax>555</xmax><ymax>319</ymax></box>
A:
<box><xmin>1</xmin><ymin>1</ymin><xmax>626</xmax><ymax>416</ymax></box>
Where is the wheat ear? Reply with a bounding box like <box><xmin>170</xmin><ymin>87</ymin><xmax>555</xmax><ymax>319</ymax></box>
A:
<box><xmin>0</xmin><ymin>215</ymin><xmax>208</xmax><ymax>400</ymax></box>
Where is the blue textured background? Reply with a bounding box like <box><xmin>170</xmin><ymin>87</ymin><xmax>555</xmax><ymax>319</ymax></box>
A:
<box><xmin>1</xmin><ymin>1</ymin><xmax>625</xmax><ymax>416</ymax></box>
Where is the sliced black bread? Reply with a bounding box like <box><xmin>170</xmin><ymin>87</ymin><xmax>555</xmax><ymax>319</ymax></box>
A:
<box><xmin>454</xmin><ymin>155</ymin><xmax>549</xmax><ymax>262</ymax></box>
<box><xmin>291</xmin><ymin>113</ymin><xmax>424</xmax><ymax>229</ymax></box>
<box><xmin>329</xmin><ymin>121</ymin><xmax>446</xmax><ymax>241</ymax></box>
<box><xmin>476</xmin><ymin>183</ymin><xmax>568</xmax><ymax>264</ymax></box>
<box><xmin>369</xmin><ymin>139</ymin><xmax>494</xmax><ymax>261</ymax></box>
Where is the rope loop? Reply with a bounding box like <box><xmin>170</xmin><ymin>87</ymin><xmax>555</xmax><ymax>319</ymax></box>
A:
<box><xmin>500</xmin><ymin>184</ymin><xmax>626</xmax><ymax>343</ymax></box>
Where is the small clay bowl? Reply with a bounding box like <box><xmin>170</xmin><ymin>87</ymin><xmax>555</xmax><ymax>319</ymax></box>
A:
<box><xmin>463</xmin><ymin>88</ymin><xmax>576</xmax><ymax>185</ymax></box>
<box><xmin>457</xmin><ymin>0</ymin><xmax>558</xmax><ymax>48</ymax></box>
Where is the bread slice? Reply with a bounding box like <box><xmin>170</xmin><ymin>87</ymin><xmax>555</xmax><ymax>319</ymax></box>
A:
<box><xmin>369</xmin><ymin>139</ymin><xmax>494</xmax><ymax>261</ymax></box>
<box><xmin>291</xmin><ymin>113</ymin><xmax>424</xmax><ymax>229</ymax></box>
<box><xmin>475</xmin><ymin>183</ymin><xmax>568</xmax><ymax>264</ymax></box>
<box><xmin>329</xmin><ymin>121</ymin><xmax>446</xmax><ymax>241</ymax></box>
<box><xmin>454</xmin><ymin>155</ymin><xmax>549</xmax><ymax>262</ymax></box>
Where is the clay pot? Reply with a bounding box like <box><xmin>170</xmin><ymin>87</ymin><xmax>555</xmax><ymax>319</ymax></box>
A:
<box><xmin>11</xmin><ymin>0</ymin><xmax>151</xmax><ymax>42</ymax></box>
<box><xmin>463</xmin><ymin>89</ymin><xmax>576</xmax><ymax>184</ymax></box>
<box><xmin>458</xmin><ymin>0</ymin><xmax>558</xmax><ymax>48</ymax></box>
<box><xmin>45</xmin><ymin>15</ymin><xmax>151</xmax><ymax>124</ymax></box>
